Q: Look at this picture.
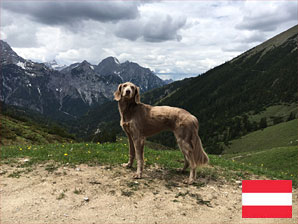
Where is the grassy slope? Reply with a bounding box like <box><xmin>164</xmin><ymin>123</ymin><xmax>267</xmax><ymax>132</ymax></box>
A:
<box><xmin>0</xmin><ymin>115</ymin><xmax>73</xmax><ymax>145</ymax></box>
<box><xmin>223</xmin><ymin>119</ymin><xmax>297</xmax><ymax>154</ymax></box>
<box><xmin>226</xmin><ymin>146</ymin><xmax>297</xmax><ymax>177</ymax></box>
<box><xmin>1</xmin><ymin>141</ymin><xmax>297</xmax><ymax>186</ymax></box>
<box><xmin>248</xmin><ymin>103</ymin><xmax>297</xmax><ymax>125</ymax></box>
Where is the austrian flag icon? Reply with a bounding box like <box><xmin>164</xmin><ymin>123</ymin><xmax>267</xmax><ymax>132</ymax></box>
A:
<box><xmin>242</xmin><ymin>180</ymin><xmax>292</xmax><ymax>218</ymax></box>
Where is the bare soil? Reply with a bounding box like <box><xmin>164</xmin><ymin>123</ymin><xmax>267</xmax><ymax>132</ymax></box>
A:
<box><xmin>1</xmin><ymin>163</ymin><xmax>297</xmax><ymax>224</ymax></box>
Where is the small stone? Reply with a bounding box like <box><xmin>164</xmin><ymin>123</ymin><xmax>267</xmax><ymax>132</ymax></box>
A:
<box><xmin>84</xmin><ymin>197</ymin><xmax>89</xmax><ymax>202</ymax></box>
<box><xmin>75</xmin><ymin>168</ymin><xmax>81</xmax><ymax>171</ymax></box>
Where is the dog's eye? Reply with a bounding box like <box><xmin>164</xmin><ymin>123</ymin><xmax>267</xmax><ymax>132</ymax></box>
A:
<box><xmin>131</xmin><ymin>86</ymin><xmax>134</xmax><ymax>90</ymax></box>
<box><xmin>123</xmin><ymin>84</ymin><xmax>127</xmax><ymax>87</ymax></box>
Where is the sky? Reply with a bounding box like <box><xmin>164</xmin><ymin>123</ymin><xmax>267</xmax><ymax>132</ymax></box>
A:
<box><xmin>1</xmin><ymin>0</ymin><xmax>297</xmax><ymax>80</ymax></box>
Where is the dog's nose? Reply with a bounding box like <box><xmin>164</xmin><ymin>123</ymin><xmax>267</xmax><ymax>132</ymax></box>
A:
<box><xmin>126</xmin><ymin>90</ymin><xmax>131</xmax><ymax>95</ymax></box>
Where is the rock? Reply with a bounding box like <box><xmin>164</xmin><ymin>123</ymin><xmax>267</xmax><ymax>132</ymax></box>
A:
<box><xmin>84</xmin><ymin>197</ymin><xmax>89</xmax><ymax>202</ymax></box>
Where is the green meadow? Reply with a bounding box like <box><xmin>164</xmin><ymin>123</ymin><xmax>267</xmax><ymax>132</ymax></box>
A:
<box><xmin>223</xmin><ymin>119</ymin><xmax>297</xmax><ymax>154</ymax></box>
<box><xmin>1</xmin><ymin>139</ymin><xmax>297</xmax><ymax>186</ymax></box>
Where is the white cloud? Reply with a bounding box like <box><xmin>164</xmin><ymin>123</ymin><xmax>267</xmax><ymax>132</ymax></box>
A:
<box><xmin>1</xmin><ymin>0</ymin><xmax>297</xmax><ymax>80</ymax></box>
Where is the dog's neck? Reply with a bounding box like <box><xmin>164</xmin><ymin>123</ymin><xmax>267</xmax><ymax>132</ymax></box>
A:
<box><xmin>118</xmin><ymin>98</ymin><xmax>137</xmax><ymax>122</ymax></box>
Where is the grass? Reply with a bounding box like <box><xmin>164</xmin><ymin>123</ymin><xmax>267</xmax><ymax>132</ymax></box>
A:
<box><xmin>225</xmin><ymin>146</ymin><xmax>297</xmax><ymax>176</ymax></box>
<box><xmin>57</xmin><ymin>192</ymin><xmax>66</xmax><ymax>200</ymax></box>
<box><xmin>0</xmin><ymin>115</ymin><xmax>73</xmax><ymax>145</ymax></box>
<box><xmin>248</xmin><ymin>103</ymin><xmax>297</xmax><ymax>125</ymax></box>
<box><xmin>1</xmin><ymin>140</ymin><xmax>297</xmax><ymax>186</ymax></box>
<box><xmin>224</xmin><ymin>119</ymin><xmax>297</xmax><ymax>154</ymax></box>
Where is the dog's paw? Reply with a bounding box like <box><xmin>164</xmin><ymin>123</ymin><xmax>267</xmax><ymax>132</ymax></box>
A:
<box><xmin>183</xmin><ymin>179</ymin><xmax>195</xmax><ymax>185</ymax></box>
<box><xmin>176</xmin><ymin>168</ymin><xmax>187</xmax><ymax>174</ymax></box>
<box><xmin>122</xmin><ymin>163</ymin><xmax>132</xmax><ymax>168</ymax></box>
<box><xmin>133</xmin><ymin>173</ymin><xmax>142</xmax><ymax>179</ymax></box>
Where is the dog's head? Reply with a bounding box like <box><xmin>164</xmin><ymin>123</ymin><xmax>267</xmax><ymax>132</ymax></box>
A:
<box><xmin>114</xmin><ymin>82</ymin><xmax>140</xmax><ymax>103</ymax></box>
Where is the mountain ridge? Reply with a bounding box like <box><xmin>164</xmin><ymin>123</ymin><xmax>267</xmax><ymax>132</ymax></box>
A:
<box><xmin>0</xmin><ymin>40</ymin><xmax>166</xmax><ymax>119</ymax></box>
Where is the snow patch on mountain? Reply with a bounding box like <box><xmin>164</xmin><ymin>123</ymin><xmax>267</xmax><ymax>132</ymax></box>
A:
<box><xmin>17</xmin><ymin>61</ymin><xmax>26</xmax><ymax>69</ymax></box>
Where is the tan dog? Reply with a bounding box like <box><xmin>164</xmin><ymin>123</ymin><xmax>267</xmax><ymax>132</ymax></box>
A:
<box><xmin>114</xmin><ymin>82</ymin><xmax>209</xmax><ymax>184</ymax></box>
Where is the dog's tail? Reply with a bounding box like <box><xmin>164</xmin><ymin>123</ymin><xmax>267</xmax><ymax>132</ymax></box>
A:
<box><xmin>194</xmin><ymin>135</ymin><xmax>209</xmax><ymax>166</ymax></box>
<box><xmin>191</xmin><ymin>118</ymin><xmax>209</xmax><ymax>166</ymax></box>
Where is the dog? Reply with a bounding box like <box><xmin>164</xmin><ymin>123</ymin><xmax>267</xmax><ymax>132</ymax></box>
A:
<box><xmin>114</xmin><ymin>82</ymin><xmax>209</xmax><ymax>184</ymax></box>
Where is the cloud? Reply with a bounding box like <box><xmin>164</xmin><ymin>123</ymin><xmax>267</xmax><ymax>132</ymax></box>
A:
<box><xmin>236</xmin><ymin>1</ymin><xmax>297</xmax><ymax>32</ymax></box>
<box><xmin>1</xmin><ymin>0</ymin><xmax>297</xmax><ymax>79</ymax></box>
<box><xmin>0</xmin><ymin>10</ymin><xmax>39</xmax><ymax>47</ymax></box>
<box><xmin>115</xmin><ymin>14</ymin><xmax>186</xmax><ymax>42</ymax></box>
<box><xmin>2</xmin><ymin>1</ymin><xmax>140</xmax><ymax>27</ymax></box>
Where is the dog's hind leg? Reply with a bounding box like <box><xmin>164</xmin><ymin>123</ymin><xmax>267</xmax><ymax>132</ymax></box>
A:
<box><xmin>175</xmin><ymin>129</ymin><xmax>197</xmax><ymax>184</ymax></box>
<box><xmin>177</xmin><ymin>155</ymin><xmax>189</xmax><ymax>173</ymax></box>
<box><xmin>182</xmin><ymin>155</ymin><xmax>190</xmax><ymax>171</ymax></box>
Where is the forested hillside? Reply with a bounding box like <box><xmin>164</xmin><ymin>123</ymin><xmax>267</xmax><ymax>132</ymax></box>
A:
<box><xmin>0</xmin><ymin>103</ymin><xmax>75</xmax><ymax>145</ymax></box>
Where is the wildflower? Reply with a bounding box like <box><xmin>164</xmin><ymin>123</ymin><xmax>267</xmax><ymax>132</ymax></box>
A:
<box><xmin>62</xmin><ymin>145</ymin><xmax>65</xmax><ymax>147</ymax></box>
<box><xmin>88</xmin><ymin>151</ymin><xmax>91</xmax><ymax>154</ymax></box>
<box><xmin>232</xmin><ymin>159</ymin><xmax>235</xmax><ymax>162</ymax></box>
<box><xmin>261</xmin><ymin>164</ymin><xmax>263</xmax><ymax>167</ymax></box>
<box><xmin>97</xmin><ymin>142</ymin><xmax>100</xmax><ymax>145</ymax></box>
<box><xmin>19</xmin><ymin>148</ymin><xmax>23</xmax><ymax>151</ymax></box>
<box><xmin>64</xmin><ymin>153</ymin><xmax>68</xmax><ymax>156</ymax></box>
<box><xmin>86</xmin><ymin>143</ymin><xmax>88</xmax><ymax>146</ymax></box>
<box><xmin>144</xmin><ymin>158</ymin><xmax>148</xmax><ymax>162</ymax></box>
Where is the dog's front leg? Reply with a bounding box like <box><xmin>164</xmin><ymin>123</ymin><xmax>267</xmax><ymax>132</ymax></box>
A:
<box><xmin>133</xmin><ymin>137</ymin><xmax>145</xmax><ymax>179</ymax></box>
<box><xmin>122</xmin><ymin>135</ymin><xmax>135</xmax><ymax>168</ymax></box>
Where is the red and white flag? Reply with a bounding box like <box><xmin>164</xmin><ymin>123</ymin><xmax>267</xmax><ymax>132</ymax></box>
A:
<box><xmin>242</xmin><ymin>180</ymin><xmax>292</xmax><ymax>218</ymax></box>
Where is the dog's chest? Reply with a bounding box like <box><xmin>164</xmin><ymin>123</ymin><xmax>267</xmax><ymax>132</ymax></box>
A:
<box><xmin>121</xmin><ymin>120</ymin><xmax>133</xmax><ymax>134</ymax></box>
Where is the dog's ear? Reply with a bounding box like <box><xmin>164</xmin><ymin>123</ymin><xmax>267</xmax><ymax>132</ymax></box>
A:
<box><xmin>134</xmin><ymin>86</ymin><xmax>140</xmax><ymax>104</ymax></box>
<box><xmin>114</xmin><ymin>84</ymin><xmax>122</xmax><ymax>101</ymax></box>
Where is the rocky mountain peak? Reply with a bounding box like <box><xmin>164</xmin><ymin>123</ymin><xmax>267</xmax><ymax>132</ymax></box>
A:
<box><xmin>0</xmin><ymin>40</ymin><xmax>25</xmax><ymax>65</ymax></box>
<box><xmin>44</xmin><ymin>59</ymin><xmax>67</xmax><ymax>71</ymax></box>
<box><xmin>98</xmin><ymin>56</ymin><xmax>120</xmax><ymax>66</ymax></box>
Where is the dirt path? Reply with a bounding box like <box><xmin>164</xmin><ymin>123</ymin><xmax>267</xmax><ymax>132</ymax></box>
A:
<box><xmin>1</xmin><ymin>163</ymin><xmax>297</xmax><ymax>224</ymax></box>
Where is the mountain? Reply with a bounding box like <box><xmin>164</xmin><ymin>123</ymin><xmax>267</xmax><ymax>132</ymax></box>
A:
<box><xmin>82</xmin><ymin>25</ymin><xmax>298</xmax><ymax>151</ymax></box>
<box><xmin>0</xmin><ymin>40</ymin><xmax>25</xmax><ymax>65</ymax></box>
<box><xmin>95</xmin><ymin>56</ymin><xmax>165</xmax><ymax>92</ymax></box>
<box><xmin>44</xmin><ymin>60</ymin><xmax>67</xmax><ymax>71</ymax></box>
<box><xmin>0</xmin><ymin>40</ymin><xmax>166</xmax><ymax>119</ymax></box>
<box><xmin>0</xmin><ymin>42</ymin><xmax>62</xmax><ymax>115</ymax></box>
